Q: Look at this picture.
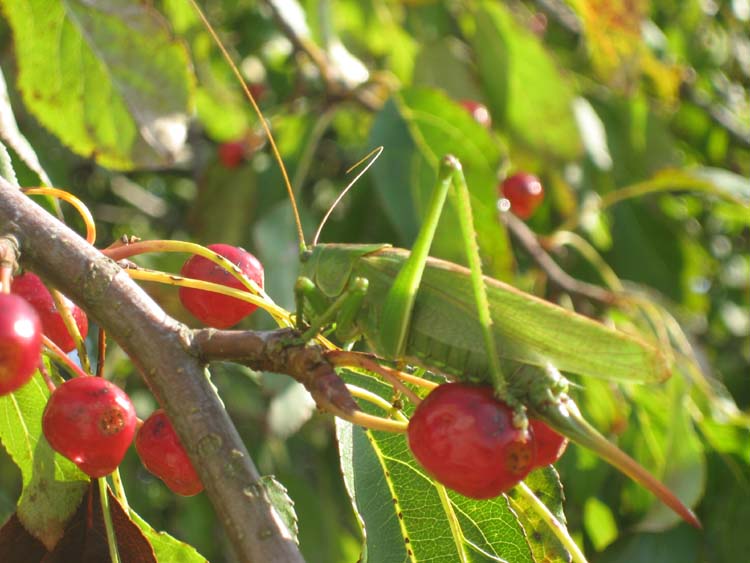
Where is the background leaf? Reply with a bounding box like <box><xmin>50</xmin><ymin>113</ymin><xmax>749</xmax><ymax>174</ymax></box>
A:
<box><xmin>469</xmin><ymin>2</ymin><xmax>582</xmax><ymax>161</ymax></box>
<box><xmin>0</xmin><ymin>0</ymin><xmax>193</xmax><ymax>170</ymax></box>
<box><xmin>0</xmin><ymin>372</ymin><xmax>88</xmax><ymax>549</ymax></box>
<box><xmin>370</xmin><ymin>87</ymin><xmax>512</xmax><ymax>278</ymax></box>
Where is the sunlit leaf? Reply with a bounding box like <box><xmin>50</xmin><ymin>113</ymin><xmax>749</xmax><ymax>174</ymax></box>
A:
<box><xmin>0</xmin><ymin>372</ymin><xmax>88</xmax><ymax>549</ymax></box>
<box><xmin>1</xmin><ymin>0</ymin><xmax>193</xmax><ymax>169</ymax></box>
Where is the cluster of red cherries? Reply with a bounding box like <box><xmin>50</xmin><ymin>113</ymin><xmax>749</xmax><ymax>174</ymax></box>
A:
<box><xmin>0</xmin><ymin>243</ymin><xmax>264</xmax><ymax>495</ymax></box>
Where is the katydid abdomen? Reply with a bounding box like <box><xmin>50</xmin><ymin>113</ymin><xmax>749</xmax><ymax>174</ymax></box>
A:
<box><xmin>302</xmin><ymin>243</ymin><xmax>670</xmax><ymax>386</ymax></box>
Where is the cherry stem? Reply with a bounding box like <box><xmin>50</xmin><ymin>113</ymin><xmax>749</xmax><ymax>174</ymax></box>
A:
<box><xmin>513</xmin><ymin>481</ymin><xmax>589</xmax><ymax>563</ymax></box>
<box><xmin>42</xmin><ymin>335</ymin><xmax>90</xmax><ymax>379</ymax></box>
<box><xmin>346</xmin><ymin>384</ymin><xmax>409</xmax><ymax>423</ymax></box>
<box><xmin>111</xmin><ymin>246</ymin><xmax>293</xmax><ymax>327</ymax></box>
<box><xmin>0</xmin><ymin>235</ymin><xmax>17</xmax><ymax>294</ymax></box>
<box><xmin>96</xmin><ymin>327</ymin><xmax>107</xmax><ymax>378</ymax></box>
<box><xmin>38</xmin><ymin>362</ymin><xmax>56</xmax><ymax>394</ymax></box>
<box><xmin>98</xmin><ymin>479</ymin><xmax>122</xmax><ymax>563</ymax></box>
<box><xmin>327</xmin><ymin>349</ymin><xmax>435</xmax><ymax>398</ymax></box>
<box><xmin>49</xmin><ymin>287</ymin><xmax>91</xmax><ymax>373</ymax></box>
<box><xmin>22</xmin><ymin>187</ymin><xmax>97</xmax><ymax>244</ymax></box>
<box><xmin>103</xmin><ymin>238</ymin><xmax>274</xmax><ymax>302</ymax></box>
<box><xmin>324</xmin><ymin>400</ymin><xmax>407</xmax><ymax>433</ymax></box>
<box><xmin>0</xmin><ymin>264</ymin><xmax>10</xmax><ymax>294</ymax></box>
<box><xmin>110</xmin><ymin>469</ymin><xmax>129</xmax><ymax>513</ymax></box>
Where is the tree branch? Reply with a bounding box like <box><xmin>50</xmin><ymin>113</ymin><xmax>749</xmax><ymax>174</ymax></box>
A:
<box><xmin>0</xmin><ymin>179</ymin><xmax>304</xmax><ymax>563</ymax></box>
<box><xmin>192</xmin><ymin>327</ymin><xmax>358</xmax><ymax>413</ymax></box>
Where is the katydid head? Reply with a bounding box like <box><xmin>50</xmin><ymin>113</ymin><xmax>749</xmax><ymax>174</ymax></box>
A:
<box><xmin>299</xmin><ymin>243</ymin><xmax>389</xmax><ymax>302</ymax></box>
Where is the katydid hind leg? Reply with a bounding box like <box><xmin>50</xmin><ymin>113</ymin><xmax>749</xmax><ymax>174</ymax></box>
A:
<box><xmin>442</xmin><ymin>156</ymin><xmax>521</xmax><ymax>416</ymax></box>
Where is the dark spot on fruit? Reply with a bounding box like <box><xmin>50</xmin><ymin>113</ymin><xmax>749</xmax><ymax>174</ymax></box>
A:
<box><xmin>99</xmin><ymin>407</ymin><xmax>126</xmax><ymax>435</ymax></box>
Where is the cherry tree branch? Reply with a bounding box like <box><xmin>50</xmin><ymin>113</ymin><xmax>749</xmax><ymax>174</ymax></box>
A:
<box><xmin>0</xmin><ymin>179</ymin><xmax>305</xmax><ymax>563</ymax></box>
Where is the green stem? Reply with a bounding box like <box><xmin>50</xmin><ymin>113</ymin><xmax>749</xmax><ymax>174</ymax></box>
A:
<box><xmin>98</xmin><ymin>478</ymin><xmax>122</xmax><ymax>563</ymax></box>
<box><xmin>50</xmin><ymin>288</ymin><xmax>91</xmax><ymax>373</ymax></box>
<box><xmin>515</xmin><ymin>482</ymin><xmax>589</xmax><ymax>563</ymax></box>
<box><xmin>110</xmin><ymin>468</ymin><xmax>129</xmax><ymax>513</ymax></box>
<box><xmin>435</xmin><ymin>484</ymin><xmax>469</xmax><ymax>563</ymax></box>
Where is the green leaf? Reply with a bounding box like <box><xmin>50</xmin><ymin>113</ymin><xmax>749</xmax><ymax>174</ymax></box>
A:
<box><xmin>0</xmin><ymin>372</ymin><xmax>88</xmax><ymax>549</ymax></box>
<box><xmin>260</xmin><ymin>475</ymin><xmax>300</xmax><ymax>544</ymax></box>
<box><xmin>583</xmin><ymin>496</ymin><xmax>618</xmax><ymax>552</ymax></box>
<box><xmin>627</xmin><ymin>376</ymin><xmax>705</xmax><ymax>532</ymax></box>
<box><xmin>1</xmin><ymin>0</ymin><xmax>193</xmax><ymax>170</ymax></box>
<box><xmin>469</xmin><ymin>2</ymin><xmax>582</xmax><ymax>161</ymax></box>
<box><xmin>369</xmin><ymin>87</ymin><xmax>512</xmax><ymax>279</ymax></box>
<box><xmin>0</xmin><ymin>66</ymin><xmax>49</xmax><ymax>185</ymax></box>
<box><xmin>336</xmin><ymin>372</ymin><xmax>536</xmax><ymax>563</ymax></box>
<box><xmin>130</xmin><ymin>509</ymin><xmax>208</xmax><ymax>562</ymax></box>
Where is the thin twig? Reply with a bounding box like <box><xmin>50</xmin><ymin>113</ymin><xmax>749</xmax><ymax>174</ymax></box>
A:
<box><xmin>500</xmin><ymin>211</ymin><xmax>618</xmax><ymax>306</ymax></box>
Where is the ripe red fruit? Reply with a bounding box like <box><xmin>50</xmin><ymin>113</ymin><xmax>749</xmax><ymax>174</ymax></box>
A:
<box><xmin>42</xmin><ymin>377</ymin><xmax>137</xmax><ymax>477</ymax></box>
<box><xmin>407</xmin><ymin>383</ymin><xmax>536</xmax><ymax>499</ymax></box>
<box><xmin>529</xmin><ymin>418</ymin><xmax>568</xmax><ymax>468</ymax></box>
<box><xmin>500</xmin><ymin>173</ymin><xmax>544</xmax><ymax>219</ymax></box>
<box><xmin>0</xmin><ymin>293</ymin><xmax>42</xmax><ymax>395</ymax></box>
<box><xmin>460</xmin><ymin>100</ymin><xmax>492</xmax><ymax>129</ymax></box>
<box><xmin>136</xmin><ymin>409</ymin><xmax>203</xmax><ymax>496</ymax></box>
<box><xmin>218</xmin><ymin>140</ymin><xmax>245</xmax><ymax>168</ymax></box>
<box><xmin>12</xmin><ymin>272</ymin><xmax>89</xmax><ymax>353</ymax></box>
<box><xmin>178</xmin><ymin>243</ymin><xmax>264</xmax><ymax>328</ymax></box>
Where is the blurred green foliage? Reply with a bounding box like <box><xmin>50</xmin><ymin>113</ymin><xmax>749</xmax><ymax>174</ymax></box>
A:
<box><xmin>0</xmin><ymin>0</ymin><xmax>748</xmax><ymax>561</ymax></box>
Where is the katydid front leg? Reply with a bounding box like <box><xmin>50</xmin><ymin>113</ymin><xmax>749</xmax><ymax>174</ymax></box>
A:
<box><xmin>295</xmin><ymin>275</ymin><xmax>369</xmax><ymax>343</ymax></box>
<box><xmin>379</xmin><ymin>155</ymin><xmax>523</xmax><ymax>420</ymax></box>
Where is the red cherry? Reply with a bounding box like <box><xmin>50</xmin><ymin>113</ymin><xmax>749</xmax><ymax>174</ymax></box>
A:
<box><xmin>460</xmin><ymin>100</ymin><xmax>492</xmax><ymax>129</ymax></box>
<box><xmin>407</xmin><ymin>383</ymin><xmax>536</xmax><ymax>499</ymax></box>
<box><xmin>178</xmin><ymin>243</ymin><xmax>264</xmax><ymax>328</ymax></box>
<box><xmin>529</xmin><ymin>418</ymin><xmax>568</xmax><ymax>468</ymax></box>
<box><xmin>42</xmin><ymin>377</ymin><xmax>137</xmax><ymax>477</ymax></box>
<box><xmin>500</xmin><ymin>173</ymin><xmax>544</xmax><ymax>219</ymax></box>
<box><xmin>218</xmin><ymin>141</ymin><xmax>245</xmax><ymax>168</ymax></box>
<box><xmin>0</xmin><ymin>293</ymin><xmax>42</xmax><ymax>395</ymax></box>
<box><xmin>136</xmin><ymin>409</ymin><xmax>203</xmax><ymax>496</ymax></box>
<box><xmin>12</xmin><ymin>272</ymin><xmax>89</xmax><ymax>353</ymax></box>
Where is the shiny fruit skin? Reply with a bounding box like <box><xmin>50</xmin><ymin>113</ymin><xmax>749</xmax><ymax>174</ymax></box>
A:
<box><xmin>178</xmin><ymin>243</ymin><xmax>264</xmax><ymax>329</ymax></box>
<box><xmin>218</xmin><ymin>141</ymin><xmax>245</xmax><ymax>168</ymax></box>
<box><xmin>42</xmin><ymin>377</ymin><xmax>137</xmax><ymax>478</ymax></box>
<box><xmin>0</xmin><ymin>293</ymin><xmax>42</xmax><ymax>395</ymax></box>
<box><xmin>530</xmin><ymin>418</ymin><xmax>568</xmax><ymax>467</ymax></box>
<box><xmin>407</xmin><ymin>383</ymin><xmax>536</xmax><ymax>499</ymax></box>
<box><xmin>12</xmin><ymin>272</ymin><xmax>89</xmax><ymax>353</ymax></box>
<box><xmin>500</xmin><ymin>173</ymin><xmax>544</xmax><ymax>219</ymax></box>
<box><xmin>460</xmin><ymin>100</ymin><xmax>492</xmax><ymax>129</ymax></box>
<box><xmin>136</xmin><ymin>409</ymin><xmax>203</xmax><ymax>496</ymax></box>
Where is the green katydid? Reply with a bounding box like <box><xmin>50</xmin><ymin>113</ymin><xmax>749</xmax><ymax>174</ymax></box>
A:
<box><xmin>189</xmin><ymin>0</ymin><xmax>700</xmax><ymax>529</ymax></box>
